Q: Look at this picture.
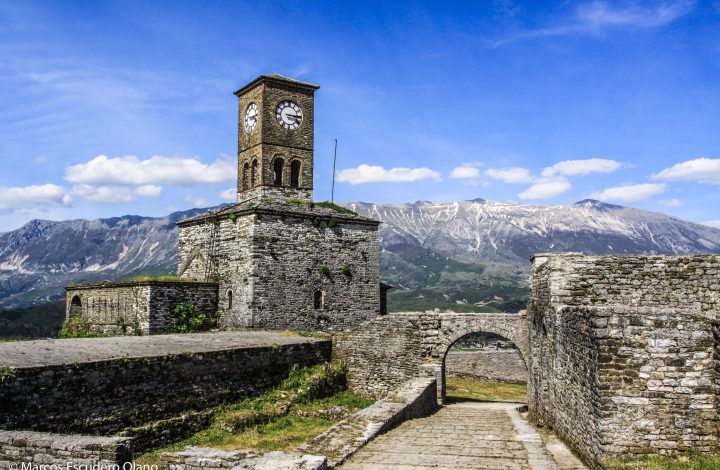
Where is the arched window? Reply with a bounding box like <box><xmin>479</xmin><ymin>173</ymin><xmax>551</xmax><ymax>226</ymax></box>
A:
<box><xmin>70</xmin><ymin>295</ymin><xmax>82</xmax><ymax>318</ymax></box>
<box><xmin>227</xmin><ymin>290</ymin><xmax>233</xmax><ymax>309</ymax></box>
<box><xmin>251</xmin><ymin>160</ymin><xmax>258</xmax><ymax>187</ymax></box>
<box><xmin>273</xmin><ymin>158</ymin><xmax>284</xmax><ymax>186</ymax></box>
<box><xmin>313</xmin><ymin>290</ymin><xmax>325</xmax><ymax>310</ymax></box>
<box><xmin>242</xmin><ymin>163</ymin><xmax>249</xmax><ymax>191</ymax></box>
<box><xmin>290</xmin><ymin>160</ymin><xmax>301</xmax><ymax>188</ymax></box>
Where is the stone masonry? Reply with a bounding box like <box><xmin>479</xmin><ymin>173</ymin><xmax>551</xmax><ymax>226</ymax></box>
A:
<box><xmin>177</xmin><ymin>201</ymin><xmax>381</xmax><ymax>331</ymax></box>
<box><xmin>65</xmin><ymin>280</ymin><xmax>218</xmax><ymax>335</ymax></box>
<box><xmin>333</xmin><ymin>312</ymin><xmax>528</xmax><ymax>400</ymax></box>
<box><xmin>0</xmin><ymin>331</ymin><xmax>331</xmax><ymax>434</ymax></box>
<box><xmin>527</xmin><ymin>253</ymin><xmax>720</xmax><ymax>468</ymax></box>
<box><xmin>66</xmin><ymin>74</ymin><xmax>385</xmax><ymax>335</ymax></box>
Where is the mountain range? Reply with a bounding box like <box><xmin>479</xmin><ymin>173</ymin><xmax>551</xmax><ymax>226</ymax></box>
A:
<box><xmin>2</xmin><ymin>198</ymin><xmax>720</xmax><ymax>313</ymax></box>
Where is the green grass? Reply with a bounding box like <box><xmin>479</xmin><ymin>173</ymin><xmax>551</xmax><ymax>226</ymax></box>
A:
<box><xmin>286</xmin><ymin>199</ymin><xmax>359</xmax><ymax>216</ymax></box>
<box><xmin>445</xmin><ymin>377</ymin><xmax>527</xmax><ymax>403</ymax></box>
<box><xmin>605</xmin><ymin>452</ymin><xmax>720</xmax><ymax>469</ymax></box>
<box><xmin>133</xmin><ymin>364</ymin><xmax>372</xmax><ymax>466</ymax></box>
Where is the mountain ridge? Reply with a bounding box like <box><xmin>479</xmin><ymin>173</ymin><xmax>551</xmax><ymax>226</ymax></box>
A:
<box><xmin>1</xmin><ymin>198</ymin><xmax>719</xmax><ymax>310</ymax></box>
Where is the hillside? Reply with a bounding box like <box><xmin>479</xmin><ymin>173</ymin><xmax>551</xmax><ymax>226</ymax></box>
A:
<box><xmin>1</xmin><ymin>198</ymin><xmax>719</xmax><ymax>315</ymax></box>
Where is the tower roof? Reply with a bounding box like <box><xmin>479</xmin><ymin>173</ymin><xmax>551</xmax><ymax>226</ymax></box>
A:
<box><xmin>234</xmin><ymin>74</ymin><xmax>320</xmax><ymax>97</ymax></box>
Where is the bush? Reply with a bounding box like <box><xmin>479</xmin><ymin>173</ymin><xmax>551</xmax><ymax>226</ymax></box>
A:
<box><xmin>172</xmin><ymin>303</ymin><xmax>214</xmax><ymax>333</ymax></box>
<box><xmin>58</xmin><ymin>316</ymin><xmax>99</xmax><ymax>338</ymax></box>
<box><xmin>320</xmin><ymin>263</ymin><xmax>331</xmax><ymax>276</ymax></box>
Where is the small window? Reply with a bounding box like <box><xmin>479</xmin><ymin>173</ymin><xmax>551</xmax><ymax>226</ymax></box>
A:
<box><xmin>251</xmin><ymin>160</ymin><xmax>258</xmax><ymax>186</ymax></box>
<box><xmin>227</xmin><ymin>290</ymin><xmax>233</xmax><ymax>309</ymax></box>
<box><xmin>290</xmin><ymin>160</ymin><xmax>301</xmax><ymax>188</ymax></box>
<box><xmin>242</xmin><ymin>163</ymin><xmax>249</xmax><ymax>191</ymax></box>
<box><xmin>313</xmin><ymin>290</ymin><xmax>325</xmax><ymax>309</ymax></box>
<box><xmin>273</xmin><ymin>158</ymin><xmax>284</xmax><ymax>186</ymax></box>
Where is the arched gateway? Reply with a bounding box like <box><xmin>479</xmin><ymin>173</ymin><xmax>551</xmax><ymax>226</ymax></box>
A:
<box><xmin>333</xmin><ymin>311</ymin><xmax>528</xmax><ymax>402</ymax></box>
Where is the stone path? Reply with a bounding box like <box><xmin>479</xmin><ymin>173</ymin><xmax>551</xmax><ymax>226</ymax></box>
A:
<box><xmin>0</xmin><ymin>330</ymin><xmax>326</xmax><ymax>368</ymax></box>
<box><xmin>341</xmin><ymin>402</ymin><xmax>586</xmax><ymax>470</ymax></box>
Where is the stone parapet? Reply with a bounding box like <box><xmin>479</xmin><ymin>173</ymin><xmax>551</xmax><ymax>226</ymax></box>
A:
<box><xmin>0</xmin><ymin>431</ymin><xmax>131</xmax><ymax>467</ymax></box>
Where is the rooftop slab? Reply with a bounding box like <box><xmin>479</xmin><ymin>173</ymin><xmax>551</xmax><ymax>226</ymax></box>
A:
<box><xmin>0</xmin><ymin>330</ymin><xmax>327</xmax><ymax>369</ymax></box>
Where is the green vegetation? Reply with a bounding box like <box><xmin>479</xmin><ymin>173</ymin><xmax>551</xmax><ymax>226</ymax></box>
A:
<box><xmin>58</xmin><ymin>316</ymin><xmax>100</xmax><ymax>338</ymax></box>
<box><xmin>319</xmin><ymin>263</ymin><xmax>331</xmax><ymax>276</ymax></box>
<box><xmin>445</xmin><ymin>378</ymin><xmax>527</xmax><ymax>403</ymax></box>
<box><xmin>228</xmin><ymin>213</ymin><xmax>237</xmax><ymax>222</ymax></box>
<box><xmin>0</xmin><ymin>301</ymin><xmax>65</xmax><ymax>339</ymax></box>
<box><xmin>134</xmin><ymin>362</ymin><xmax>372</xmax><ymax>465</ymax></box>
<box><xmin>0</xmin><ymin>367</ymin><xmax>16</xmax><ymax>386</ymax></box>
<box><xmin>341</xmin><ymin>263</ymin><xmax>352</xmax><ymax>276</ymax></box>
<box><xmin>286</xmin><ymin>199</ymin><xmax>358</xmax><ymax>216</ymax></box>
<box><xmin>172</xmin><ymin>303</ymin><xmax>215</xmax><ymax>333</ymax></box>
<box><xmin>605</xmin><ymin>452</ymin><xmax>720</xmax><ymax>469</ymax></box>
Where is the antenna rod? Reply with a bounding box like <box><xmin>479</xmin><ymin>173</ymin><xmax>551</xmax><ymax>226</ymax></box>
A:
<box><xmin>331</xmin><ymin>138</ymin><xmax>338</xmax><ymax>203</ymax></box>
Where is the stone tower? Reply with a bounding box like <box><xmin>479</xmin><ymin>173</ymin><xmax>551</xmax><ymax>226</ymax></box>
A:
<box><xmin>235</xmin><ymin>74</ymin><xmax>319</xmax><ymax>203</ymax></box>
<box><xmin>174</xmin><ymin>74</ymin><xmax>384</xmax><ymax>332</ymax></box>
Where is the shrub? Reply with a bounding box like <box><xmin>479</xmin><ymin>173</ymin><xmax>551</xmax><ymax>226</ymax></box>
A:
<box><xmin>228</xmin><ymin>213</ymin><xmax>237</xmax><ymax>222</ymax></box>
<box><xmin>58</xmin><ymin>316</ymin><xmax>99</xmax><ymax>338</ymax></box>
<box><xmin>341</xmin><ymin>263</ymin><xmax>352</xmax><ymax>276</ymax></box>
<box><xmin>319</xmin><ymin>263</ymin><xmax>331</xmax><ymax>276</ymax></box>
<box><xmin>172</xmin><ymin>303</ymin><xmax>214</xmax><ymax>333</ymax></box>
<box><xmin>0</xmin><ymin>367</ymin><xmax>16</xmax><ymax>386</ymax></box>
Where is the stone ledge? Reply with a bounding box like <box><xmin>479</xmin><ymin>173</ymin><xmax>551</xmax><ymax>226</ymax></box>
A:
<box><xmin>0</xmin><ymin>430</ymin><xmax>131</xmax><ymax>465</ymax></box>
<box><xmin>298</xmin><ymin>377</ymin><xmax>438</xmax><ymax>468</ymax></box>
<box><xmin>162</xmin><ymin>447</ymin><xmax>327</xmax><ymax>470</ymax></box>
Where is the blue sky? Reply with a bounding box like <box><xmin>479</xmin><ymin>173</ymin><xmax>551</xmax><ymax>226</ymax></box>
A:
<box><xmin>1</xmin><ymin>0</ymin><xmax>719</xmax><ymax>232</ymax></box>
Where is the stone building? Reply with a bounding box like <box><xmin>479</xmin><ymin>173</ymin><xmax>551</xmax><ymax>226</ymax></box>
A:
<box><xmin>65</xmin><ymin>74</ymin><xmax>385</xmax><ymax>334</ymax></box>
<box><xmin>527</xmin><ymin>253</ymin><xmax>720</xmax><ymax>467</ymax></box>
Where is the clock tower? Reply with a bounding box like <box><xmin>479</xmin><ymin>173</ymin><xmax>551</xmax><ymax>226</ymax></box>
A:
<box><xmin>234</xmin><ymin>74</ymin><xmax>319</xmax><ymax>203</ymax></box>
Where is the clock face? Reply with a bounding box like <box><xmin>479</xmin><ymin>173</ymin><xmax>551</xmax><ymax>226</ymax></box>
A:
<box><xmin>244</xmin><ymin>102</ymin><xmax>258</xmax><ymax>133</ymax></box>
<box><xmin>275</xmin><ymin>100</ymin><xmax>303</xmax><ymax>130</ymax></box>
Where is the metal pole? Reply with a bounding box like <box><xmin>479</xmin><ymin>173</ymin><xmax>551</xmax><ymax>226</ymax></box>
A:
<box><xmin>331</xmin><ymin>138</ymin><xmax>338</xmax><ymax>203</ymax></box>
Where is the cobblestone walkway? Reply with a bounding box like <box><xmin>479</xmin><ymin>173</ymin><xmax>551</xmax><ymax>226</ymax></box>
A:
<box><xmin>341</xmin><ymin>402</ymin><xmax>585</xmax><ymax>470</ymax></box>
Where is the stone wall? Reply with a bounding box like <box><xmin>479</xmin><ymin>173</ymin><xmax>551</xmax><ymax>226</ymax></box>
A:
<box><xmin>178</xmin><ymin>205</ymin><xmax>381</xmax><ymax>332</ymax></box>
<box><xmin>445</xmin><ymin>350</ymin><xmax>528</xmax><ymax>384</ymax></box>
<box><xmin>65</xmin><ymin>281</ymin><xmax>218</xmax><ymax>335</ymax></box>
<box><xmin>0</xmin><ymin>339</ymin><xmax>331</xmax><ymax>434</ymax></box>
<box><xmin>527</xmin><ymin>253</ymin><xmax>720</xmax><ymax>467</ymax></box>
<box><xmin>249</xmin><ymin>211</ymin><xmax>379</xmax><ymax>332</ymax></box>
<box><xmin>333</xmin><ymin>312</ymin><xmax>527</xmax><ymax>399</ymax></box>
<box><xmin>0</xmin><ymin>431</ymin><xmax>131</xmax><ymax>467</ymax></box>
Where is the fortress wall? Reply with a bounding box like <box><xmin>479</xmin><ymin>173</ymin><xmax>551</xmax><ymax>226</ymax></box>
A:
<box><xmin>64</xmin><ymin>282</ymin><xmax>218</xmax><ymax>335</ymax></box>
<box><xmin>334</xmin><ymin>312</ymin><xmax>527</xmax><ymax>399</ymax></box>
<box><xmin>178</xmin><ymin>216</ymin><xmax>255</xmax><ymax>329</ymax></box>
<box><xmin>445</xmin><ymin>350</ymin><xmax>528</xmax><ymax>384</ymax></box>
<box><xmin>0</xmin><ymin>431</ymin><xmax>131</xmax><ymax>467</ymax></box>
<box><xmin>249</xmin><ymin>213</ymin><xmax>380</xmax><ymax>332</ymax></box>
<box><xmin>0</xmin><ymin>339</ymin><xmax>331</xmax><ymax>434</ymax></box>
<box><xmin>528</xmin><ymin>254</ymin><xmax>720</xmax><ymax>468</ymax></box>
<box><xmin>532</xmin><ymin>253</ymin><xmax>720</xmax><ymax>311</ymax></box>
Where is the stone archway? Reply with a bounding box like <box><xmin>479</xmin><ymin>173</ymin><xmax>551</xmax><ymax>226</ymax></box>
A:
<box><xmin>69</xmin><ymin>295</ymin><xmax>83</xmax><ymax>318</ymax></box>
<box><xmin>334</xmin><ymin>311</ymin><xmax>529</xmax><ymax>400</ymax></box>
<box><xmin>437</xmin><ymin>330</ymin><xmax>527</xmax><ymax>404</ymax></box>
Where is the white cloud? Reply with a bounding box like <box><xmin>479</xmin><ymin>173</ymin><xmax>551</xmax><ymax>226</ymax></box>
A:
<box><xmin>219</xmin><ymin>188</ymin><xmax>236</xmax><ymax>201</ymax></box>
<box><xmin>702</xmin><ymin>220</ymin><xmax>720</xmax><ymax>229</ymax></box>
<box><xmin>450</xmin><ymin>166</ymin><xmax>481</xmax><ymax>179</ymax></box>
<box><xmin>575</xmin><ymin>1</ymin><xmax>694</xmax><ymax>31</ymax></box>
<box><xmin>660</xmin><ymin>198</ymin><xmax>683</xmax><ymax>208</ymax></box>
<box><xmin>518</xmin><ymin>178</ymin><xmax>572</xmax><ymax>200</ymax></box>
<box><xmin>65</xmin><ymin>155</ymin><xmax>235</xmax><ymax>185</ymax></box>
<box><xmin>71</xmin><ymin>184</ymin><xmax>162</xmax><ymax>203</ymax></box>
<box><xmin>484</xmin><ymin>167</ymin><xmax>534</xmax><ymax>184</ymax></box>
<box><xmin>590</xmin><ymin>183</ymin><xmax>667</xmax><ymax>203</ymax></box>
<box><xmin>542</xmin><ymin>158</ymin><xmax>622</xmax><ymax>177</ymax></box>
<box><xmin>185</xmin><ymin>195</ymin><xmax>210</xmax><ymax>208</ymax></box>
<box><xmin>652</xmin><ymin>158</ymin><xmax>720</xmax><ymax>184</ymax></box>
<box><xmin>336</xmin><ymin>164</ymin><xmax>442</xmax><ymax>184</ymax></box>
<box><xmin>492</xmin><ymin>1</ymin><xmax>694</xmax><ymax>46</ymax></box>
<box><xmin>0</xmin><ymin>184</ymin><xmax>71</xmax><ymax>212</ymax></box>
